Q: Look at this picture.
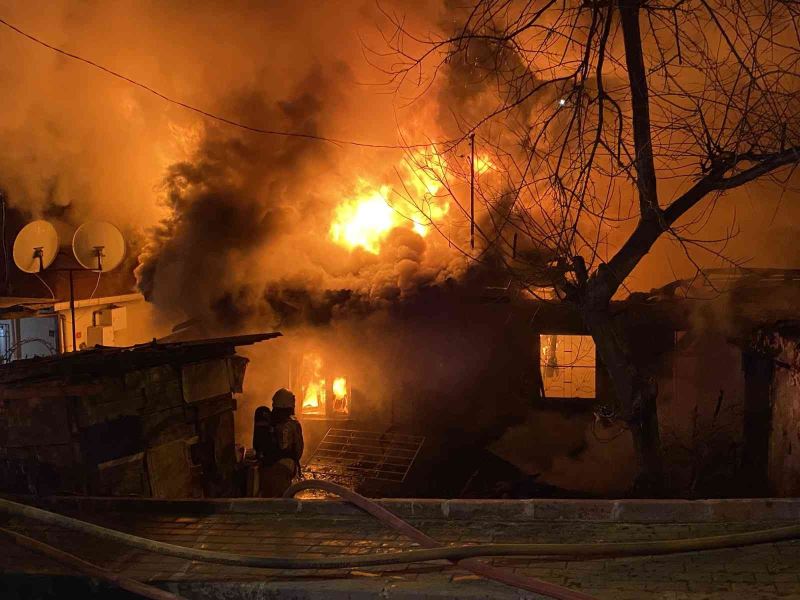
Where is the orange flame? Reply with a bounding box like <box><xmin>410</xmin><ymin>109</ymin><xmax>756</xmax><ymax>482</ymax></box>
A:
<box><xmin>332</xmin><ymin>377</ymin><xmax>347</xmax><ymax>399</ymax></box>
<box><xmin>300</xmin><ymin>354</ymin><xmax>326</xmax><ymax>415</ymax></box>
<box><xmin>474</xmin><ymin>154</ymin><xmax>495</xmax><ymax>175</ymax></box>
<box><xmin>332</xmin><ymin>376</ymin><xmax>350</xmax><ymax>416</ymax></box>
<box><xmin>330</xmin><ymin>184</ymin><xmax>395</xmax><ymax>254</ymax></box>
<box><xmin>329</xmin><ymin>147</ymin><xmax>450</xmax><ymax>254</ymax></box>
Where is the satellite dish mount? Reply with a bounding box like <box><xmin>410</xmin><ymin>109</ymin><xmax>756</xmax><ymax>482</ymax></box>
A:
<box><xmin>33</xmin><ymin>247</ymin><xmax>45</xmax><ymax>272</ymax></box>
<box><xmin>92</xmin><ymin>246</ymin><xmax>106</xmax><ymax>271</ymax></box>
<box><xmin>11</xmin><ymin>219</ymin><xmax>127</xmax><ymax>354</ymax></box>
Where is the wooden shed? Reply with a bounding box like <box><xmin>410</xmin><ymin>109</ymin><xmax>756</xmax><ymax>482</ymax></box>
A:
<box><xmin>0</xmin><ymin>333</ymin><xmax>280</xmax><ymax>498</ymax></box>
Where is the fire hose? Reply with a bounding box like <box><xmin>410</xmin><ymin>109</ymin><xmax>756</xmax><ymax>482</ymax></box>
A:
<box><xmin>2</xmin><ymin>490</ymin><xmax>800</xmax><ymax>600</ymax></box>
<box><xmin>0</xmin><ymin>526</ymin><xmax>181</xmax><ymax>600</ymax></box>
<box><xmin>283</xmin><ymin>479</ymin><xmax>597</xmax><ymax>600</ymax></box>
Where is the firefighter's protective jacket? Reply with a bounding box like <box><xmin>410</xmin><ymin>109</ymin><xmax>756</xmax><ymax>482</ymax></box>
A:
<box><xmin>274</xmin><ymin>417</ymin><xmax>304</xmax><ymax>474</ymax></box>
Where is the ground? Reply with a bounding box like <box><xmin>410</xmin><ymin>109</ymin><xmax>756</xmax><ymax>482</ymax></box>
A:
<box><xmin>2</xmin><ymin>497</ymin><xmax>800</xmax><ymax>599</ymax></box>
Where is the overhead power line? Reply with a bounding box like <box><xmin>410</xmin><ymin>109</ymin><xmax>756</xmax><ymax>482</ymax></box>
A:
<box><xmin>0</xmin><ymin>16</ymin><xmax>443</xmax><ymax>150</ymax></box>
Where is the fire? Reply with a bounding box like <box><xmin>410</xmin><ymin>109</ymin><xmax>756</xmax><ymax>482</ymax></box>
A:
<box><xmin>474</xmin><ymin>154</ymin><xmax>494</xmax><ymax>175</ymax></box>
<box><xmin>303</xmin><ymin>380</ymin><xmax>326</xmax><ymax>412</ymax></box>
<box><xmin>332</xmin><ymin>376</ymin><xmax>350</xmax><ymax>415</ymax></box>
<box><xmin>300</xmin><ymin>354</ymin><xmax>326</xmax><ymax>416</ymax></box>
<box><xmin>329</xmin><ymin>184</ymin><xmax>395</xmax><ymax>254</ymax></box>
<box><xmin>332</xmin><ymin>376</ymin><xmax>347</xmax><ymax>399</ymax></box>
<box><xmin>329</xmin><ymin>147</ymin><xmax>450</xmax><ymax>254</ymax></box>
<box><xmin>296</xmin><ymin>354</ymin><xmax>351</xmax><ymax>417</ymax></box>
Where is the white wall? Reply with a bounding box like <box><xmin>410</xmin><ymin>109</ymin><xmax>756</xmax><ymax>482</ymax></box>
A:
<box><xmin>19</xmin><ymin>317</ymin><xmax>58</xmax><ymax>358</ymax></box>
<box><xmin>0</xmin><ymin>317</ymin><xmax>58</xmax><ymax>361</ymax></box>
<box><xmin>58</xmin><ymin>296</ymin><xmax>169</xmax><ymax>352</ymax></box>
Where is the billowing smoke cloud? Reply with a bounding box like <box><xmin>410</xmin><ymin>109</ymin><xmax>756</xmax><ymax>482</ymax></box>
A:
<box><xmin>134</xmin><ymin>58</ymin><xmax>479</xmax><ymax>329</ymax></box>
<box><xmin>2</xmin><ymin>0</ymin><xmax>799</xmax><ymax>331</ymax></box>
<box><xmin>0</xmin><ymin>0</ymin><xmax>474</xmax><ymax>330</ymax></box>
<box><xmin>135</xmin><ymin>69</ymin><xmax>338</xmax><ymax>325</ymax></box>
<box><xmin>121</xmin><ymin>2</ymin><xmax>477</xmax><ymax>330</ymax></box>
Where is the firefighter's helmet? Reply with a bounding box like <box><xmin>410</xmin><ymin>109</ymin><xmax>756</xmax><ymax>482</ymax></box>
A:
<box><xmin>272</xmin><ymin>388</ymin><xmax>296</xmax><ymax>409</ymax></box>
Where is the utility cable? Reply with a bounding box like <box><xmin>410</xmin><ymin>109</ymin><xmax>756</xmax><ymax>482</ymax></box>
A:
<box><xmin>34</xmin><ymin>273</ymin><xmax>55</xmax><ymax>299</ymax></box>
<box><xmin>89</xmin><ymin>271</ymin><xmax>102</xmax><ymax>299</ymax></box>
<box><xmin>0</xmin><ymin>16</ymin><xmax>449</xmax><ymax>150</ymax></box>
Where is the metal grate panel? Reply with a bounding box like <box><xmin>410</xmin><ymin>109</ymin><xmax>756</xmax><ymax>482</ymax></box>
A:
<box><xmin>305</xmin><ymin>428</ymin><xmax>424</xmax><ymax>483</ymax></box>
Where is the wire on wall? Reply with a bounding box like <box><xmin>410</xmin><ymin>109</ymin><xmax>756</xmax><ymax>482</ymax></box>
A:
<box><xmin>34</xmin><ymin>273</ymin><xmax>55</xmax><ymax>299</ymax></box>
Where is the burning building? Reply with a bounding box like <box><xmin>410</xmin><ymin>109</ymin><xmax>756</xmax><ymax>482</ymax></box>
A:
<box><xmin>214</xmin><ymin>268</ymin><xmax>800</xmax><ymax>500</ymax></box>
<box><xmin>0</xmin><ymin>1</ymin><xmax>799</xmax><ymax>504</ymax></box>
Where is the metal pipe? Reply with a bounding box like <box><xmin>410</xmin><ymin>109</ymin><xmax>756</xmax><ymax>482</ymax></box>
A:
<box><xmin>58</xmin><ymin>313</ymin><xmax>67</xmax><ymax>354</ymax></box>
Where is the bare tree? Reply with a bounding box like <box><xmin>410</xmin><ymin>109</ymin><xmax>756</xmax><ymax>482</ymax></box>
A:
<box><xmin>377</xmin><ymin>0</ymin><xmax>800</xmax><ymax>490</ymax></box>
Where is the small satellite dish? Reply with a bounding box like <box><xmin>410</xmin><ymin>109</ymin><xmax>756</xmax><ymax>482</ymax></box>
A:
<box><xmin>12</xmin><ymin>220</ymin><xmax>60</xmax><ymax>273</ymax></box>
<box><xmin>72</xmin><ymin>221</ymin><xmax>126</xmax><ymax>272</ymax></box>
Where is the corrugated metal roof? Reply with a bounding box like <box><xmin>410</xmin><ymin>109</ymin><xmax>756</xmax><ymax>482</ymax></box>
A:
<box><xmin>0</xmin><ymin>332</ymin><xmax>282</xmax><ymax>385</ymax></box>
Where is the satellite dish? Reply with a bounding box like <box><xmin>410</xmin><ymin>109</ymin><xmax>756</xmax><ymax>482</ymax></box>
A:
<box><xmin>72</xmin><ymin>221</ymin><xmax>126</xmax><ymax>272</ymax></box>
<box><xmin>12</xmin><ymin>220</ymin><xmax>60</xmax><ymax>273</ymax></box>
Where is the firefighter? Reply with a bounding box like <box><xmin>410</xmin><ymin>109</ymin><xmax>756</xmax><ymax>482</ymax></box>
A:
<box><xmin>259</xmin><ymin>388</ymin><xmax>304</xmax><ymax>497</ymax></box>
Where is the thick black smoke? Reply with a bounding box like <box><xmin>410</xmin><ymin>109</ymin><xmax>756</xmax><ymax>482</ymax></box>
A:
<box><xmin>135</xmin><ymin>69</ymin><xmax>340</xmax><ymax>327</ymax></box>
<box><xmin>135</xmin><ymin>57</ymin><xmax>473</xmax><ymax>331</ymax></box>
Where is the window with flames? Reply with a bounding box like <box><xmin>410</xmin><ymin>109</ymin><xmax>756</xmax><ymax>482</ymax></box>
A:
<box><xmin>294</xmin><ymin>353</ymin><xmax>351</xmax><ymax>418</ymax></box>
<box><xmin>539</xmin><ymin>334</ymin><xmax>596</xmax><ymax>399</ymax></box>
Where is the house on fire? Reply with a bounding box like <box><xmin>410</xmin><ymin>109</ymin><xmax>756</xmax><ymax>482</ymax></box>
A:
<box><xmin>2</xmin><ymin>264</ymin><xmax>799</xmax><ymax>500</ymax></box>
<box><xmin>274</xmin><ymin>268</ymin><xmax>800</xmax><ymax>499</ymax></box>
<box><xmin>485</xmin><ymin>268</ymin><xmax>800</xmax><ymax>499</ymax></box>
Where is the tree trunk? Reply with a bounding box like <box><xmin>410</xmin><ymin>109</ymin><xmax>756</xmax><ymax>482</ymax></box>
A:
<box><xmin>580</xmin><ymin>303</ymin><xmax>665</xmax><ymax>495</ymax></box>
